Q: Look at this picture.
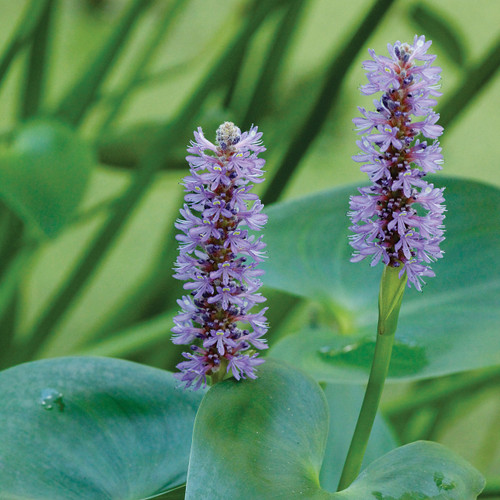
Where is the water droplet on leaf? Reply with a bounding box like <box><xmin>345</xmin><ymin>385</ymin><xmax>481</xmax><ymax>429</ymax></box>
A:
<box><xmin>39</xmin><ymin>388</ymin><xmax>64</xmax><ymax>412</ymax></box>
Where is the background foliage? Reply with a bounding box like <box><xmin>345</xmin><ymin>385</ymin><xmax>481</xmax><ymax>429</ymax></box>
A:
<box><xmin>0</xmin><ymin>0</ymin><xmax>499</xmax><ymax>497</ymax></box>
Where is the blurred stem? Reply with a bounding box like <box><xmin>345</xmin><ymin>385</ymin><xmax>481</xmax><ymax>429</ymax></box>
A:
<box><xmin>0</xmin><ymin>0</ymin><xmax>50</xmax><ymax>92</ymax></box>
<box><xmin>221</xmin><ymin>0</ymin><xmax>262</xmax><ymax>109</ymax></box>
<box><xmin>54</xmin><ymin>0</ymin><xmax>152</xmax><ymax>127</ymax></box>
<box><xmin>0</xmin><ymin>242</ymin><xmax>37</xmax><ymax>367</ymax></box>
<box><xmin>241</xmin><ymin>0</ymin><xmax>306</xmax><ymax>127</ymax></box>
<box><xmin>337</xmin><ymin>266</ymin><xmax>406</xmax><ymax>491</ymax></box>
<box><xmin>77</xmin><ymin>310</ymin><xmax>177</xmax><ymax>358</ymax></box>
<box><xmin>439</xmin><ymin>33</ymin><xmax>500</xmax><ymax>130</ymax></box>
<box><xmin>96</xmin><ymin>0</ymin><xmax>187</xmax><ymax>135</ymax></box>
<box><xmin>21</xmin><ymin>2</ymin><xmax>275</xmax><ymax>361</ymax></box>
<box><xmin>384</xmin><ymin>365</ymin><xmax>500</xmax><ymax>417</ymax></box>
<box><xmin>261</xmin><ymin>0</ymin><xmax>395</xmax><ymax>206</ymax></box>
<box><xmin>19</xmin><ymin>0</ymin><xmax>55</xmax><ymax>119</ymax></box>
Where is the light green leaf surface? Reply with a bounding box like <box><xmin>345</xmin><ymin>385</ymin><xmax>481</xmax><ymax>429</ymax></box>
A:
<box><xmin>336</xmin><ymin>441</ymin><xmax>485</xmax><ymax>500</ymax></box>
<box><xmin>185</xmin><ymin>360</ymin><xmax>331</xmax><ymax>500</ymax></box>
<box><xmin>185</xmin><ymin>360</ymin><xmax>483</xmax><ymax>499</ymax></box>
<box><xmin>0</xmin><ymin>357</ymin><xmax>203</xmax><ymax>500</ymax></box>
<box><xmin>264</xmin><ymin>178</ymin><xmax>500</xmax><ymax>382</ymax></box>
<box><xmin>0</xmin><ymin>119</ymin><xmax>94</xmax><ymax>237</ymax></box>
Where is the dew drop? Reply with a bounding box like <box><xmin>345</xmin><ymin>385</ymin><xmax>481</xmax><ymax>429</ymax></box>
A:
<box><xmin>39</xmin><ymin>388</ymin><xmax>64</xmax><ymax>412</ymax></box>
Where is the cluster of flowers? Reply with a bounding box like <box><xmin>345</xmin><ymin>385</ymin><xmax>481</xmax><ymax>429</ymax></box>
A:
<box><xmin>172</xmin><ymin>122</ymin><xmax>268</xmax><ymax>389</ymax></box>
<box><xmin>349</xmin><ymin>35</ymin><xmax>446</xmax><ymax>290</ymax></box>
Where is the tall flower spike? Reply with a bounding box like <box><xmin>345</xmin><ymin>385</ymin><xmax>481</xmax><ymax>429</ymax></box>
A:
<box><xmin>172</xmin><ymin>122</ymin><xmax>268</xmax><ymax>389</ymax></box>
<box><xmin>349</xmin><ymin>35</ymin><xmax>446</xmax><ymax>291</ymax></box>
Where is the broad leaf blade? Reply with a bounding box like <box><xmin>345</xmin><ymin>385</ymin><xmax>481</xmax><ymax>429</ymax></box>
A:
<box><xmin>264</xmin><ymin>178</ymin><xmax>500</xmax><ymax>382</ymax></box>
<box><xmin>185</xmin><ymin>360</ymin><xmax>332</xmax><ymax>500</ymax></box>
<box><xmin>184</xmin><ymin>360</ymin><xmax>482</xmax><ymax>499</ymax></box>
<box><xmin>0</xmin><ymin>357</ymin><xmax>203</xmax><ymax>499</ymax></box>
<box><xmin>0</xmin><ymin>119</ymin><xmax>94</xmax><ymax>237</ymax></box>
<box><xmin>336</xmin><ymin>441</ymin><xmax>485</xmax><ymax>499</ymax></box>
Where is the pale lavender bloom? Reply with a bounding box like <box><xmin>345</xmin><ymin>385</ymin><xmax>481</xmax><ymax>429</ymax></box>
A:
<box><xmin>172</xmin><ymin>122</ymin><xmax>268</xmax><ymax>389</ymax></box>
<box><xmin>349</xmin><ymin>36</ymin><xmax>446</xmax><ymax>291</ymax></box>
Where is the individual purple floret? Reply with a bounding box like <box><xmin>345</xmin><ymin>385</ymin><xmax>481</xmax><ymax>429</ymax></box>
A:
<box><xmin>349</xmin><ymin>35</ymin><xmax>446</xmax><ymax>291</ymax></box>
<box><xmin>172</xmin><ymin>121</ymin><xmax>268</xmax><ymax>389</ymax></box>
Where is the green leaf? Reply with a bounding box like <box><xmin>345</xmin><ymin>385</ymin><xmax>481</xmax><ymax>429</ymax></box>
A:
<box><xmin>264</xmin><ymin>178</ymin><xmax>500</xmax><ymax>382</ymax></box>
<box><xmin>320</xmin><ymin>383</ymin><xmax>397</xmax><ymax>492</ymax></box>
<box><xmin>185</xmin><ymin>359</ymin><xmax>332</xmax><ymax>499</ymax></box>
<box><xmin>409</xmin><ymin>4</ymin><xmax>467</xmax><ymax>67</ymax></box>
<box><xmin>336</xmin><ymin>441</ymin><xmax>485</xmax><ymax>499</ymax></box>
<box><xmin>184</xmin><ymin>360</ymin><xmax>483</xmax><ymax>499</ymax></box>
<box><xmin>0</xmin><ymin>357</ymin><xmax>203</xmax><ymax>499</ymax></box>
<box><xmin>0</xmin><ymin>119</ymin><xmax>94</xmax><ymax>237</ymax></box>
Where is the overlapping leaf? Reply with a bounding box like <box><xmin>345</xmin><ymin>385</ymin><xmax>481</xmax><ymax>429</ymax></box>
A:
<box><xmin>264</xmin><ymin>178</ymin><xmax>500</xmax><ymax>382</ymax></box>
<box><xmin>0</xmin><ymin>357</ymin><xmax>203</xmax><ymax>499</ymax></box>
<box><xmin>0</xmin><ymin>120</ymin><xmax>94</xmax><ymax>237</ymax></box>
<box><xmin>185</xmin><ymin>360</ymin><xmax>484</xmax><ymax>499</ymax></box>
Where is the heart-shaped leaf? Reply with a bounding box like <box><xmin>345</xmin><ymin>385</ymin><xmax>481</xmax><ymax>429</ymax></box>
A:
<box><xmin>264</xmin><ymin>178</ymin><xmax>500</xmax><ymax>382</ymax></box>
<box><xmin>0</xmin><ymin>119</ymin><xmax>94</xmax><ymax>237</ymax></box>
<box><xmin>0</xmin><ymin>357</ymin><xmax>203</xmax><ymax>500</ymax></box>
<box><xmin>185</xmin><ymin>360</ymin><xmax>331</xmax><ymax>499</ymax></box>
<box><xmin>185</xmin><ymin>359</ymin><xmax>483</xmax><ymax>499</ymax></box>
<box><xmin>336</xmin><ymin>441</ymin><xmax>485</xmax><ymax>500</ymax></box>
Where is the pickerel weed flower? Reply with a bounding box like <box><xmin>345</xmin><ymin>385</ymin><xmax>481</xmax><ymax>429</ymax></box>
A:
<box><xmin>349</xmin><ymin>35</ymin><xmax>446</xmax><ymax>291</ymax></box>
<box><xmin>172</xmin><ymin>122</ymin><xmax>268</xmax><ymax>389</ymax></box>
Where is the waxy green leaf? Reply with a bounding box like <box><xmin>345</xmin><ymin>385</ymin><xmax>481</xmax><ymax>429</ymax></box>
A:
<box><xmin>185</xmin><ymin>360</ymin><xmax>483</xmax><ymax>499</ymax></box>
<box><xmin>0</xmin><ymin>357</ymin><xmax>203</xmax><ymax>499</ymax></box>
<box><xmin>264</xmin><ymin>178</ymin><xmax>500</xmax><ymax>382</ymax></box>
<box><xmin>335</xmin><ymin>441</ymin><xmax>485</xmax><ymax>499</ymax></box>
<box><xmin>0</xmin><ymin>119</ymin><xmax>94</xmax><ymax>237</ymax></box>
<box><xmin>185</xmin><ymin>360</ymin><xmax>331</xmax><ymax>499</ymax></box>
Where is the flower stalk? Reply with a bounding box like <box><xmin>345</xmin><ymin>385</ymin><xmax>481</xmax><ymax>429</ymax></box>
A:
<box><xmin>339</xmin><ymin>36</ymin><xmax>445</xmax><ymax>490</ymax></box>
<box><xmin>337</xmin><ymin>266</ymin><xmax>406</xmax><ymax>490</ymax></box>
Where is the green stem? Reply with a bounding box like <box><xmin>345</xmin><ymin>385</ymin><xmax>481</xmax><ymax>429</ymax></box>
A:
<box><xmin>0</xmin><ymin>0</ymin><xmax>50</xmax><ymax>92</ymax></box>
<box><xmin>20</xmin><ymin>0</ymin><xmax>55</xmax><ymax>119</ymax></box>
<box><xmin>241</xmin><ymin>0</ymin><xmax>306</xmax><ymax>127</ymax></box>
<box><xmin>210</xmin><ymin>358</ymin><xmax>229</xmax><ymax>385</ymax></box>
<box><xmin>261</xmin><ymin>0</ymin><xmax>395</xmax><ymax>206</ymax></box>
<box><xmin>337</xmin><ymin>265</ymin><xmax>406</xmax><ymax>491</ymax></box>
<box><xmin>439</xmin><ymin>33</ymin><xmax>500</xmax><ymax>130</ymax></box>
<box><xmin>54</xmin><ymin>0</ymin><xmax>152</xmax><ymax>127</ymax></box>
<box><xmin>96</xmin><ymin>0</ymin><xmax>186</xmax><ymax>135</ymax></box>
<box><xmin>384</xmin><ymin>365</ymin><xmax>500</xmax><ymax>416</ymax></box>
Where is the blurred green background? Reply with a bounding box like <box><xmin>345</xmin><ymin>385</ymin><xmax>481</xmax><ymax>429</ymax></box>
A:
<box><xmin>0</xmin><ymin>0</ymin><xmax>499</xmax><ymax>496</ymax></box>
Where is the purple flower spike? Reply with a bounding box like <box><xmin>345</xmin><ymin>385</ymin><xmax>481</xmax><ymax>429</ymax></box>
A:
<box><xmin>349</xmin><ymin>36</ymin><xmax>446</xmax><ymax>291</ymax></box>
<box><xmin>172</xmin><ymin>122</ymin><xmax>268</xmax><ymax>389</ymax></box>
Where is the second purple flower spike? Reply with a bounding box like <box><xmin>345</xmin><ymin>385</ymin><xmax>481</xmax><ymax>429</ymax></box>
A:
<box><xmin>172</xmin><ymin>122</ymin><xmax>268</xmax><ymax>389</ymax></box>
<box><xmin>349</xmin><ymin>35</ymin><xmax>446</xmax><ymax>291</ymax></box>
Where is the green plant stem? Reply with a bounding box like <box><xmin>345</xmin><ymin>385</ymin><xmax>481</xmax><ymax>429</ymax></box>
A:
<box><xmin>20</xmin><ymin>0</ymin><xmax>55</xmax><ymax>119</ymax></box>
<box><xmin>0</xmin><ymin>0</ymin><xmax>50</xmax><ymax>92</ymax></box>
<box><xmin>439</xmin><ymin>33</ymin><xmax>500</xmax><ymax>130</ymax></box>
<box><xmin>384</xmin><ymin>365</ymin><xmax>500</xmax><ymax>416</ymax></box>
<box><xmin>0</xmin><ymin>242</ymin><xmax>37</xmax><ymax>367</ymax></box>
<box><xmin>241</xmin><ymin>0</ymin><xmax>306</xmax><ymax>127</ymax></box>
<box><xmin>337</xmin><ymin>265</ymin><xmax>406</xmax><ymax>491</ymax></box>
<box><xmin>96</xmin><ymin>0</ymin><xmax>186</xmax><ymax>135</ymax></box>
<box><xmin>54</xmin><ymin>0</ymin><xmax>152</xmax><ymax>127</ymax></box>
<box><xmin>261</xmin><ymin>0</ymin><xmax>395</xmax><ymax>206</ymax></box>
